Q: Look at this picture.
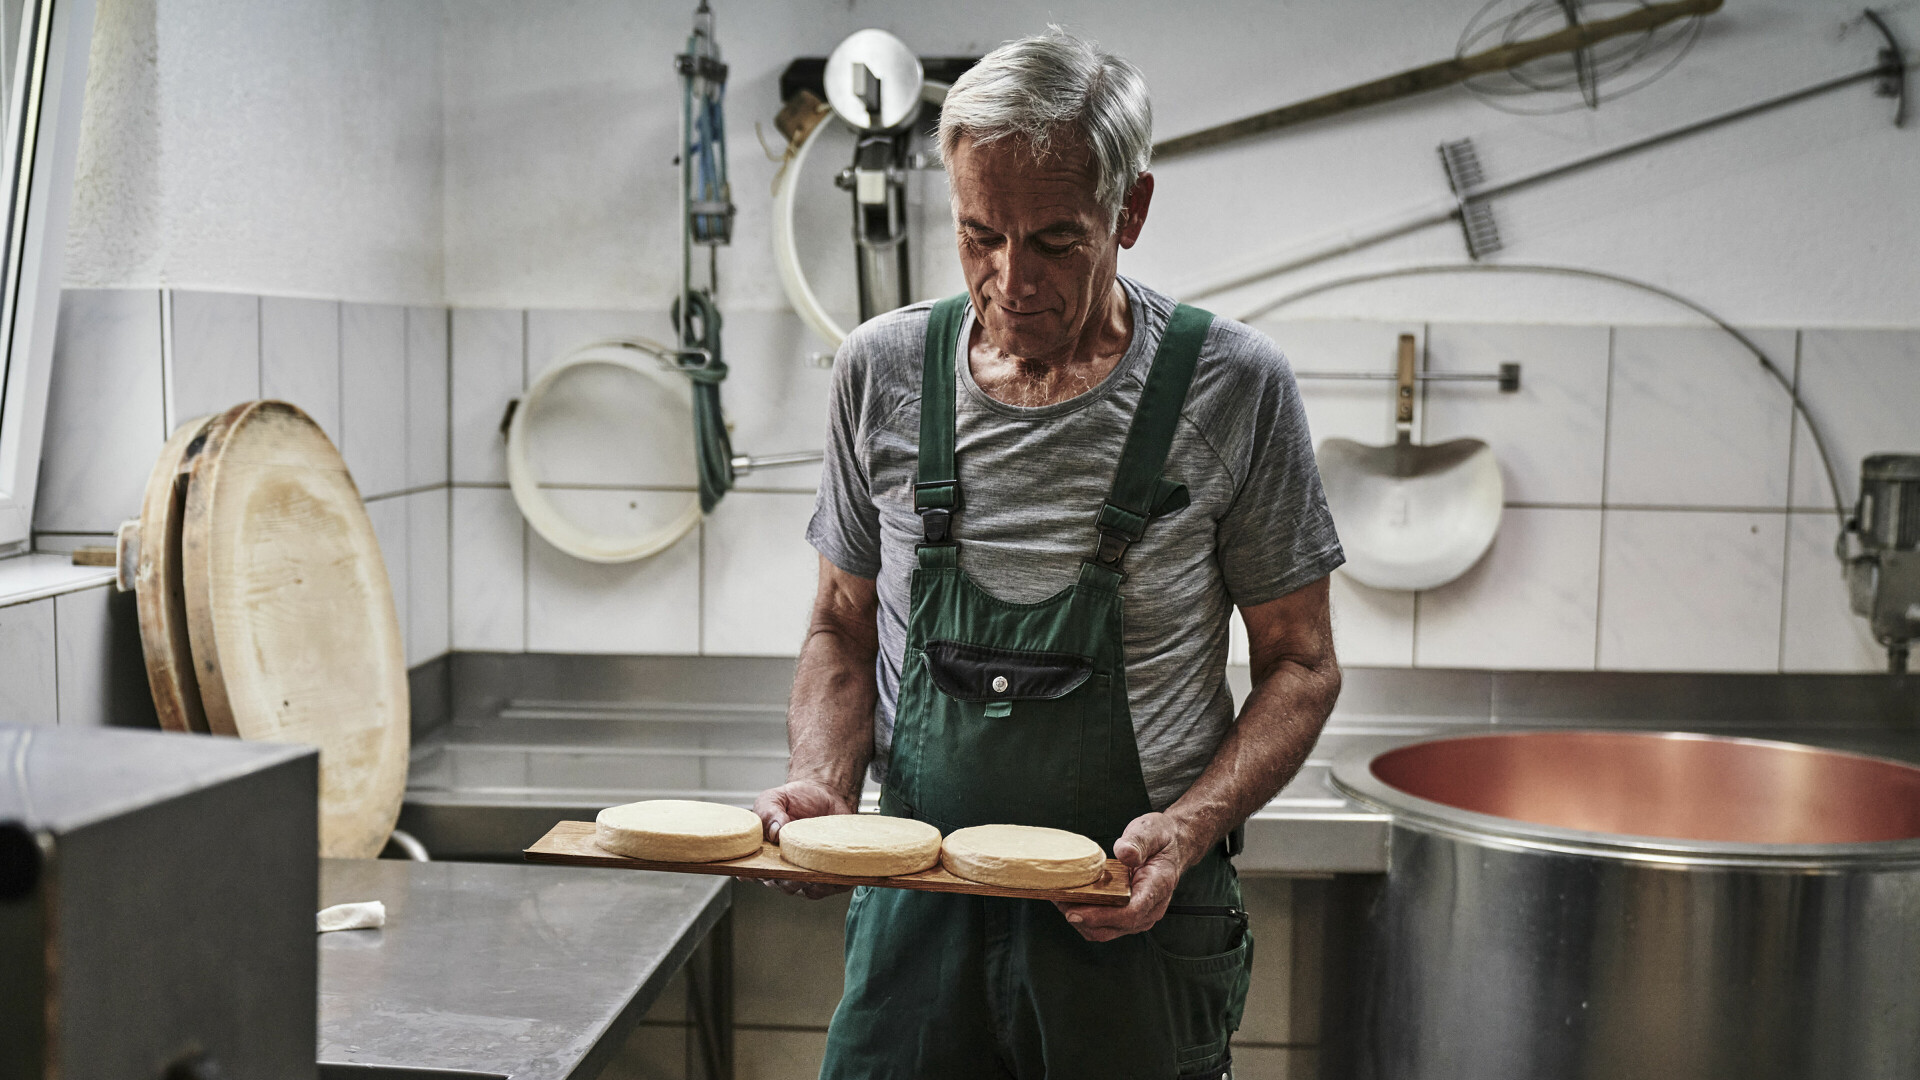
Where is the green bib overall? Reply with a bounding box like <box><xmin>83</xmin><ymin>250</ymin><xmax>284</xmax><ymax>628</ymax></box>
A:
<box><xmin>818</xmin><ymin>296</ymin><xmax>1254</xmax><ymax>1080</ymax></box>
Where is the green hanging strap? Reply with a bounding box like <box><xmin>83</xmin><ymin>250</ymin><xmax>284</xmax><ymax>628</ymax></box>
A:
<box><xmin>1088</xmin><ymin>303</ymin><xmax>1214</xmax><ymax>577</ymax></box>
<box><xmin>915</xmin><ymin>295</ymin><xmax>970</xmax><ymax>566</ymax></box>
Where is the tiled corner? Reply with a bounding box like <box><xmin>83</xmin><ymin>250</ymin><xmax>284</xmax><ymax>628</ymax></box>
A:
<box><xmin>1414</xmin><ymin>508</ymin><xmax>1601</xmax><ymax>670</ymax></box>
<box><xmin>451</xmin><ymin>485</ymin><xmax>525</xmax><ymax>651</ymax></box>
<box><xmin>261</xmin><ymin>296</ymin><xmax>342</xmax><ymax>441</ymax></box>
<box><xmin>0</xmin><ymin>597</ymin><xmax>57</xmax><ymax>726</ymax></box>
<box><xmin>341</xmin><ymin>303</ymin><xmax>409</xmax><ymax>499</ymax></box>
<box><xmin>407</xmin><ymin>487</ymin><xmax>451</xmax><ymax>666</ymax></box>
<box><xmin>1258</xmin><ymin>320</ymin><xmax>1427</xmax><ymax>447</ymax></box>
<box><xmin>1780</xmin><ymin>510</ymin><xmax>1883</xmax><ymax>672</ymax></box>
<box><xmin>406</xmin><ymin>307</ymin><xmax>450</xmax><ymax>489</ymax></box>
<box><xmin>1329</xmin><ymin>571</ymin><xmax>1415</xmax><ymax>667</ymax></box>
<box><xmin>35</xmin><ymin>289</ymin><xmax>166</xmax><ymax>534</ymax></box>
<box><xmin>1605</xmin><ymin>326</ymin><xmax>1796</xmax><ymax>509</ymax></box>
<box><xmin>1423</xmin><ymin>323</ymin><xmax>1610</xmax><ymax>505</ymax></box>
<box><xmin>1789</xmin><ymin>328</ymin><xmax>1920</xmax><ymax>511</ymax></box>
<box><xmin>451</xmin><ymin>308</ymin><xmax>523</xmax><ymax>484</ymax></box>
<box><xmin>718</xmin><ymin>309</ymin><xmax>835</xmax><ymax>492</ymax></box>
<box><xmin>365</xmin><ymin>495</ymin><xmax>410</xmax><ymax>659</ymax></box>
<box><xmin>1596</xmin><ymin>509</ymin><xmax>1786</xmax><ymax>672</ymax></box>
<box><xmin>525</xmin><ymin>489</ymin><xmax>701</xmax><ymax>654</ymax></box>
<box><xmin>702</xmin><ymin>491</ymin><xmax>818</xmax><ymax>656</ymax></box>
<box><xmin>168</xmin><ymin>290</ymin><xmax>259</xmax><ymax>425</ymax></box>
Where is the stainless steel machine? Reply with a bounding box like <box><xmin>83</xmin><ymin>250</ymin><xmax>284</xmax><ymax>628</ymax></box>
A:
<box><xmin>0</xmin><ymin>724</ymin><xmax>318</xmax><ymax>1080</ymax></box>
<box><xmin>1844</xmin><ymin>453</ymin><xmax>1920</xmax><ymax>673</ymax></box>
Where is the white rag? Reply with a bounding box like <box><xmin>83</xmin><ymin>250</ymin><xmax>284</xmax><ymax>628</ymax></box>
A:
<box><xmin>317</xmin><ymin>900</ymin><xmax>387</xmax><ymax>933</ymax></box>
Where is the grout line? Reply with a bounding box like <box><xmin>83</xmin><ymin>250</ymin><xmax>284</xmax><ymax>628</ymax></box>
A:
<box><xmin>158</xmin><ymin>290</ymin><xmax>176</xmax><ymax>435</ymax></box>
<box><xmin>1777</xmin><ymin>331</ymin><xmax>1804</xmax><ymax>672</ymax></box>
<box><xmin>520</xmin><ymin>310</ymin><xmax>530</xmax><ymax>654</ymax></box>
<box><xmin>1594</xmin><ymin>326</ymin><xmax>1615</xmax><ymax>669</ymax></box>
<box><xmin>697</xmin><ymin>519</ymin><xmax>707</xmax><ymax>657</ymax></box>
<box><xmin>254</xmin><ymin>295</ymin><xmax>264</xmax><ymax>398</ymax></box>
<box><xmin>49</xmin><ymin>593</ymin><xmax>61</xmax><ymax>726</ymax></box>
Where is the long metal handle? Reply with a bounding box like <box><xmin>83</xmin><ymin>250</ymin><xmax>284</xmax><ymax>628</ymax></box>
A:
<box><xmin>1395</xmin><ymin>334</ymin><xmax>1418</xmax><ymax>431</ymax></box>
<box><xmin>1294</xmin><ymin>364</ymin><xmax>1522</xmax><ymax>391</ymax></box>
<box><xmin>729</xmin><ymin>450</ymin><xmax>825</xmax><ymax>475</ymax></box>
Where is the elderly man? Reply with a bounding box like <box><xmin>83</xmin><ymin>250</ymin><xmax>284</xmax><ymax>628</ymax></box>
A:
<box><xmin>754</xmin><ymin>29</ymin><xmax>1344</xmax><ymax>1080</ymax></box>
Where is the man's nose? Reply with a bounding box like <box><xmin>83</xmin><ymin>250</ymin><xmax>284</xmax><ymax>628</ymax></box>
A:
<box><xmin>995</xmin><ymin>245</ymin><xmax>1041</xmax><ymax>300</ymax></box>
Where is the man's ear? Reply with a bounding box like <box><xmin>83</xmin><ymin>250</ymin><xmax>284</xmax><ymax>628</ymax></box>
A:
<box><xmin>1117</xmin><ymin>172</ymin><xmax>1153</xmax><ymax>249</ymax></box>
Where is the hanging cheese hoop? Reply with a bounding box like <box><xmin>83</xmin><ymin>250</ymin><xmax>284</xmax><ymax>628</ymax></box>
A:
<box><xmin>771</xmin><ymin>113</ymin><xmax>849</xmax><ymax>349</ymax></box>
<box><xmin>506</xmin><ymin>338</ymin><xmax>705</xmax><ymax>563</ymax></box>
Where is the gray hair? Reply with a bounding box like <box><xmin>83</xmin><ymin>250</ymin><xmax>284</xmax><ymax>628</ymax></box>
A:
<box><xmin>937</xmin><ymin>29</ymin><xmax>1153</xmax><ymax>226</ymax></box>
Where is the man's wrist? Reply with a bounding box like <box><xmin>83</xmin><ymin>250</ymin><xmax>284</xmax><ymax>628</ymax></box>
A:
<box><xmin>1161</xmin><ymin>807</ymin><xmax>1222</xmax><ymax>873</ymax></box>
<box><xmin>786</xmin><ymin>767</ymin><xmax>863</xmax><ymax>807</ymax></box>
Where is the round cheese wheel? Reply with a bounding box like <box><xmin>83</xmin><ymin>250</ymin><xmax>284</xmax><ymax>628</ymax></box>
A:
<box><xmin>940</xmin><ymin>824</ymin><xmax>1107</xmax><ymax>890</ymax></box>
<box><xmin>778</xmin><ymin>814</ymin><xmax>942</xmax><ymax>877</ymax></box>
<box><xmin>595</xmin><ymin>799</ymin><xmax>764</xmax><ymax>862</ymax></box>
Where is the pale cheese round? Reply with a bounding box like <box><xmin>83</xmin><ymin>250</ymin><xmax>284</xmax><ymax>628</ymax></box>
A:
<box><xmin>595</xmin><ymin>799</ymin><xmax>764</xmax><ymax>862</ymax></box>
<box><xmin>940</xmin><ymin>824</ymin><xmax>1107</xmax><ymax>890</ymax></box>
<box><xmin>777</xmin><ymin>814</ymin><xmax>943</xmax><ymax>877</ymax></box>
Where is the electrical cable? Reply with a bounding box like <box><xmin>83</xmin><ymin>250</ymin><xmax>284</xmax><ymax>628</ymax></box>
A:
<box><xmin>1232</xmin><ymin>261</ymin><xmax>1850</xmax><ymax>532</ymax></box>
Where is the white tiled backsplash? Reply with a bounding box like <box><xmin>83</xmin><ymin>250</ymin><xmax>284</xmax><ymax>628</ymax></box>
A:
<box><xmin>27</xmin><ymin>290</ymin><xmax>1920</xmax><ymax>676</ymax></box>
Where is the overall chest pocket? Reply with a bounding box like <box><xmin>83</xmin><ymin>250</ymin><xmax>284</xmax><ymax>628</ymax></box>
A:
<box><xmin>922</xmin><ymin>639</ymin><xmax>1095</xmax><ymax>704</ymax></box>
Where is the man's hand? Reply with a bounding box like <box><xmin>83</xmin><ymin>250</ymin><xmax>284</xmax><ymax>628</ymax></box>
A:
<box><xmin>1053</xmin><ymin>812</ymin><xmax>1196</xmax><ymax>942</ymax></box>
<box><xmin>749</xmin><ymin>779</ymin><xmax>856</xmax><ymax>900</ymax></box>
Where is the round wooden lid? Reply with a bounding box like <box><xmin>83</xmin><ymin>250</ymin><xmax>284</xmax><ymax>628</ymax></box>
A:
<box><xmin>136</xmin><ymin>415</ymin><xmax>216</xmax><ymax>734</ymax></box>
<box><xmin>179</xmin><ymin>401</ymin><xmax>408</xmax><ymax>858</ymax></box>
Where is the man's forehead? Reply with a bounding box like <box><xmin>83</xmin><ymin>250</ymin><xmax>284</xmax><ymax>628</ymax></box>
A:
<box><xmin>948</xmin><ymin>134</ymin><xmax>1104</xmax><ymax>222</ymax></box>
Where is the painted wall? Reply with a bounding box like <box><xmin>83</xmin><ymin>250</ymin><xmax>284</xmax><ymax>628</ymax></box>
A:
<box><xmin>63</xmin><ymin>0</ymin><xmax>444</xmax><ymax>303</ymax></box>
<box><xmin>441</xmin><ymin>0</ymin><xmax>1920</xmax><ymax>327</ymax></box>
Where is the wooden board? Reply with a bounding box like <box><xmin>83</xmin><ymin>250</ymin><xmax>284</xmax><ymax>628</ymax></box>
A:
<box><xmin>135</xmin><ymin>416</ymin><xmax>216</xmax><ymax>733</ymax></box>
<box><xmin>180</xmin><ymin>401</ymin><xmax>409</xmax><ymax>859</ymax></box>
<box><xmin>525</xmin><ymin>821</ymin><xmax>1133</xmax><ymax>907</ymax></box>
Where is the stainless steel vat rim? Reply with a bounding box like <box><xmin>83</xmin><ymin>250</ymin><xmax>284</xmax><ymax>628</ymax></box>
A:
<box><xmin>1329</xmin><ymin>729</ymin><xmax>1920</xmax><ymax>868</ymax></box>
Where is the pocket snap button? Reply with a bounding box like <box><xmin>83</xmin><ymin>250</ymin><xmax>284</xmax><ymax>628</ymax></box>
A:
<box><xmin>991</xmin><ymin>675</ymin><xmax>1009</xmax><ymax>693</ymax></box>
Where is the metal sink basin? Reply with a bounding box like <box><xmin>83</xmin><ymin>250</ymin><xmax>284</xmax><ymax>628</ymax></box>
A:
<box><xmin>1327</xmin><ymin>730</ymin><xmax>1920</xmax><ymax>1080</ymax></box>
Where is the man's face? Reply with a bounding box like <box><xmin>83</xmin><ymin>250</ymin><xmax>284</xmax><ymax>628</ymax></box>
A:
<box><xmin>946</xmin><ymin>134</ymin><xmax>1149</xmax><ymax>362</ymax></box>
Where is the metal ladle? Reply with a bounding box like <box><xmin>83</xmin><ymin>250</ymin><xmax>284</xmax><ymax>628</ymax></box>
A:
<box><xmin>1316</xmin><ymin>334</ymin><xmax>1504</xmax><ymax>590</ymax></box>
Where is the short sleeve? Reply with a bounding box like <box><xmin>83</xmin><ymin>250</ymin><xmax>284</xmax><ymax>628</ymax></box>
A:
<box><xmin>805</xmin><ymin>333</ymin><xmax>884</xmax><ymax>579</ymax></box>
<box><xmin>1213</xmin><ymin>337</ymin><xmax>1345</xmax><ymax>607</ymax></box>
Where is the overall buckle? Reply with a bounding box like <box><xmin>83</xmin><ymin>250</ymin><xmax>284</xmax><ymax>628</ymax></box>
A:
<box><xmin>914</xmin><ymin>481</ymin><xmax>960</xmax><ymax>545</ymax></box>
<box><xmin>1093</xmin><ymin>502</ymin><xmax>1148</xmax><ymax>569</ymax></box>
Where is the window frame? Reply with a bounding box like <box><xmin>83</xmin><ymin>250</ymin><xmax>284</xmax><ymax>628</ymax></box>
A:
<box><xmin>0</xmin><ymin>0</ymin><xmax>95</xmax><ymax>553</ymax></box>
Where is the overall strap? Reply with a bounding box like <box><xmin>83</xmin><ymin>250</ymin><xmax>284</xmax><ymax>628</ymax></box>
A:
<box><xmin>915</xmin><ymin>295</ymin><xmax>970</xmax><ymax>565</ymax></box>
<box><xmin>1088</xmin><ymin>303</ymin><xmax>1215</xmax><ymax>578</ymax></box>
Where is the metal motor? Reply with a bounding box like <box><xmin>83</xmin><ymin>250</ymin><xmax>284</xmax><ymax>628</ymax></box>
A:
<box><xmin>1843</xmin><ymin>453</ymin><xmax>1920</xmax><ymax>673</ymax></box>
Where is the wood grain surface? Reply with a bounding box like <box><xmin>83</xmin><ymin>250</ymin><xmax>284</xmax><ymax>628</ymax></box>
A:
<box><xmin>179</xmin><ymin>401</ymin><xmax>409</xmax><ymax>859</ymax></box>
<box><xmin>135</xmin><ymin>416</ymin><xmax>215</xmax><ymax>733</ymax></box>
<box><xmin>526</xmin><ymin>820</ymin><xmax>1133</xmax><ymax>906</ymax></box>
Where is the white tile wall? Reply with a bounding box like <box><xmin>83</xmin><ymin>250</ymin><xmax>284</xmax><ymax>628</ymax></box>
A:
<box><xmin>1415</xmin><ymin>508</ymin><xmax>1601</xmax><ymax>670</ymax></box>
<box><xmin>52</xmin><ymin>586</ymin><xmax>114</xmax><ymax>728</ymax></box>
<box><xmin>407</xmin><ymin>487</ymin><xmax>451</xmax><ymax>664</ymax></box>
<box><xmin>168</xmin><ymin>290</ymin><xmax>259</xmax><ymax>425</ymax></box>
<box><xmin>1597</xmin><ymin>509</ymin><xmax>1786</xmax><ymax>672</ymax></box>
<box><xmin>1329</xmin><ymin>572</ymin><xmax>1415</xmax><ymax>666</ymax></box>
<box><xmin>341</xmin><ymin>303</ymin><xmax>409</xmax><ymax>498</ymax></box>
<box><xmin>719</xmin><ymin>309</ymin><xmax>835</xmax><ymax>493</ymax></box>
<box><xmin>1424</xmin><ymin>324</ymin><xmax>1609</xmax><ymax>505</ymax></box>
<box><xmin>1789</xmin><ymin>328</ymin><xmax>1920</xmax><ymax>511</ymax></box>
<box><xmin>1780</xmin><ymin>510</ymin><xmax>1882</xmax><ymax>672</ymax></box>
<box><xmin>261</xmin><ymin>296</ymin><xmax>342</xmax><ymax>441</ymax></box>
<box><xmin>451</xmin><ymin>308</ymin><xmax>524</xmax><ymax>483</ymax></box>
<box><xmin>451</xmin><ymin>485</ymin><xmax>526</xmax><ymax>651</ymax></box>
<box><xmin>526</xmin><ymin>490</ymin><xmax>701</xmax><ymax>654</ymax></box>
<box><xmin>406</xmin><ymin>306</ymin><xmax>450</xmax><ymax>488</ymax></box>
<box><xmin>1605</xmin><ymin>326</ymin><xmax>1796</xmax><ymax>509</ymax></box>
<box><xmin>0</xmin><ymin>598</ymin><xmax>58</xmax><ymax>726</ymax></box>
<box><xmin>35</xmin><ymin>290</ymin><xmax>166</xmax><ymax>534</ymax></box>
<box><xmin>702</xmin><ymin>491</ymin><xmax>817</xmax><ymax>656</ymax></box>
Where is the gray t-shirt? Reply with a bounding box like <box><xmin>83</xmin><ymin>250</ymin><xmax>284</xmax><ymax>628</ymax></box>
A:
<box><xmin>806</xmin><ymin>277</ymin><xmax>1343</xmax><ymax>809</ymax></box>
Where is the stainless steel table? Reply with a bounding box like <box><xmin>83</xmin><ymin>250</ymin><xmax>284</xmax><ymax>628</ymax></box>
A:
<box><xmin>319</xmin><ymin>859</ymin><xmax>731</xmax><ymax>1080</ymax></box>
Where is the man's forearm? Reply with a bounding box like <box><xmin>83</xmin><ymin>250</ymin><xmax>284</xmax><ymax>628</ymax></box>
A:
<box><xmin>1163</xmin><ymin>652</ymin><xmax>1341</xmax><ymax>870</ymax></box>
<box><xmin>786</xmin><ymin>618</ymin><xmax>880</xmax><ymax>804</ymax></box>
